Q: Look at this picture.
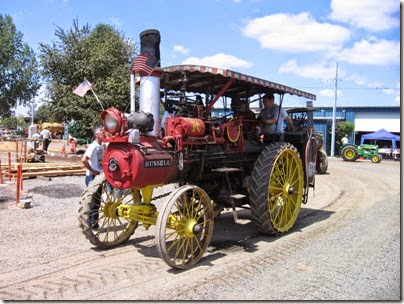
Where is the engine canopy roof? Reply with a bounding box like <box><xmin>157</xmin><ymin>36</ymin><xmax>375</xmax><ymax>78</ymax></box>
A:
<box><xmin>161</xmin><ymin>64</ymin><xmax>316</xmax><ymax>101</ymax></box>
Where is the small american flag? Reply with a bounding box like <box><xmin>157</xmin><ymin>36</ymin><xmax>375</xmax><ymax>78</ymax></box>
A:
<box><xmin>73</xmin><ymin>79</ymin><xmax>93</xmax><ymax>97</ymax></box>
<box><xmin>133</xmin><ymin>54</ymin><xmax>154</xmax><ymax>75</ymax></box>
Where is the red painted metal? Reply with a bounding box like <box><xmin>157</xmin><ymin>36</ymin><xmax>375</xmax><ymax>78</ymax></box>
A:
<box><xmin>102</xmin><ymin>141</ymin><xmax>177</xmax><ymax>189</ymax></box>
<box><xmin>206</xmin><ymin>78</ymin><xmax>234</xmax><ymax>111</ymax></box>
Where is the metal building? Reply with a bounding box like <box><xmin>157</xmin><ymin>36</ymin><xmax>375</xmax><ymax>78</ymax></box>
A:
<box><xmin>313</xmin><ymin>106</ymin><xmax>400</xmax><ymax>155</ymax></box>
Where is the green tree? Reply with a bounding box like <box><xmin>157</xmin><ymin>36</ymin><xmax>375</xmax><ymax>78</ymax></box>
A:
<box><xmin>335</xmin><ymin>121</ymin><xmax>355</xmax><ymax>154</ymax></box>
<box><xmin>35</xmin><ymin>103</ymin><xmax>55</xmax><ymax>123</ymax></box>
<box><xmin>0</xmin><ymin>14</ymin><xmax>40</xmax><ymax>117</ymax></box>
<box><xmin>39</xmin><ymin>19</ymin><xmax>136</xmax><ymax>137</ymax></box>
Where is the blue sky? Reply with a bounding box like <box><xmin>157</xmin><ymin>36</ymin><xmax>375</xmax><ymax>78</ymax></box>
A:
<box><xmin>2</xmin><ymin>0</ymin><xmax>401</xmax><ymax>113</ymax></box>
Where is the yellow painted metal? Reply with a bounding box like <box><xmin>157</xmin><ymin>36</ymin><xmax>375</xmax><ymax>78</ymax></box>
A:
<box><xmin>117</xmin><ymin>203</ymin><xmax>158</xmax><ymax>226</ymax></box>
<box><xmin>344</xmin><ymin>149</ymin><xmax>355</xmax><ymax>160</ymax></box>
<box><xmin>131</xmin><ymin>188</ymin><xmax>142</xmax><ymax>203</ymax></box>
<box><xmin>267</xmin><ymin>147</ymin><xmax>303</xmax><ymax>232</ymax></box>
<box><xmin>184</xmin><ymin>218</ymin><xmax>198</xmax><ymax>238</ymax></box>
<box><xmin>102</xmin><ymin>201</ymin><xmax>121</xmax><ymax>219</ymax></box>
<box><xmin>140</xmin><ymin>184</ymin><xmax>163</xmax><ymax>204</ymax></box>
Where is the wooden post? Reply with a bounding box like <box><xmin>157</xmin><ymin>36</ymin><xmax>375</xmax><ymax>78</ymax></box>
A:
<box><xmin>24</xmin><ymin>140</ymin><xmax>27</xmax><ymax>163</ymax></box>
<box><xmin>8</xmin><ymin>152</ymin><xmax>11</xmax><ymax>181</ymax></box>
<box><xmin>16</xmin><ymin>164</ymin><xmax>21</xmax><ymax>204</ymax></box>
<box><xmin>0</xmin><ymin>160</ymin><xmax>3</xmax><ymax>184</ymax></box>
<box><xmin>15</xmin><ymin>141</ymin><xmax>18</xmax><ymax>162</ymax></box>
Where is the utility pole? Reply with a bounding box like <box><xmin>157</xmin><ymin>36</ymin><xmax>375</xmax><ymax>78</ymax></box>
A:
<box><xmin>330</xmin><ymin>62</ymin><xmax>338</xmax><ymax>157</ymax></box>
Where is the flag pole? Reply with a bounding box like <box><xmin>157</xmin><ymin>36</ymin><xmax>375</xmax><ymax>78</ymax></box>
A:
<box><xmin>89</xmin><ymin>87</ymin><xmax>104</xmax><ymax>111</ymax></box>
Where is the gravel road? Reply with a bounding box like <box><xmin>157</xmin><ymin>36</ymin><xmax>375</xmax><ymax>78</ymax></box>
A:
<box><xmin>0</xmin><ymin>157</ymin><xmax>400</xmax><ymax>301</ymax></box>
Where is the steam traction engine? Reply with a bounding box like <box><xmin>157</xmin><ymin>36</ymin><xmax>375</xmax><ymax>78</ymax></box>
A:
<box><xmin>79</xmin><ymin>29</ymin><xmax>318</xmax><ymax>269</ymax></box>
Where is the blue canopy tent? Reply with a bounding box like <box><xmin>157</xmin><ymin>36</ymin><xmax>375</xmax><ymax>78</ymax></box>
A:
<box><xmin>360</xmin><ymin>129</ymin><xmax>400</xmax><ymax>150</ymax></box>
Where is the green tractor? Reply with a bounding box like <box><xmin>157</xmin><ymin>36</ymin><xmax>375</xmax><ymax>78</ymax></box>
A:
<box><xmin>341</xmin><ymin>144</ymin><xmax>382</xmax><ymax>163</ymax></box>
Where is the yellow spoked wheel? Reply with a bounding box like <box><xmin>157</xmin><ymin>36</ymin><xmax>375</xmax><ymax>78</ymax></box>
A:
<box><xmin>341</xmin><ymin>145</ymin><xmax>359</xmax><ymax>161</ymax></box>
<box><xmin>79</xmin><ymin>175</ymin><xmax>138</xmax><ymax>249</ymax></box>
<box><xmin>156</xmin><ymin>185</ymin><xmax>214</xmax><ymax>269</ymax></box>
<box><xmin>249</xmin><ymin>143</ymin><xmax>304</xmax><ymax>234</ymax></box>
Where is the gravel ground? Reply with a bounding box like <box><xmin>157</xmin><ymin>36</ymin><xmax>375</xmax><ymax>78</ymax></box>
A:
<box><xmin>0</xmin><ymin>157</ymin><xmax>400</xmax><ymax>301</ymax></box>
<box><xmin>0</xmin><ymin>175</ymin><xmax>89</xmax><ymax>272</ymax></box>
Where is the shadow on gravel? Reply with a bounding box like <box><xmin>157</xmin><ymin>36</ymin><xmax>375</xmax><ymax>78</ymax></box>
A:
<box><xmin>29</xmin><ymin>184</ymin><xmax>84</xmax><ymax>199</ymax></box>
<box><xmin>87</xmin><ymin>206</ymin><xmax>334</xmax><ymax>272</ymax></box>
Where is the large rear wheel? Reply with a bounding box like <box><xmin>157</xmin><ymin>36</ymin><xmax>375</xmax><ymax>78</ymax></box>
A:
<box><xmin>78</xmin><ymin>175</ymin><xmax>138</xmax><ymax>249</ymax></box>
<box><xmin>341</xmin><ymin>145</ymin><xmax>359</xmax><ymax>161</ymax></box>
<box><xmin>249</xmin><ymin>143</ymin><xmax>304</xmax><ymax>235</ymax></box>
<box><xmin>156</xmin><ymin>185</ymin><xmax>214</xmax><ymax>269</ymax></box>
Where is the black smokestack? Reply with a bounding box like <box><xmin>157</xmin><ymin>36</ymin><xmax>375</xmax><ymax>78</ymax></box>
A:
<box><xmin>139</xmin><ymin>29</ymin><xmax>161</xmax><ymax>68</ymax></box>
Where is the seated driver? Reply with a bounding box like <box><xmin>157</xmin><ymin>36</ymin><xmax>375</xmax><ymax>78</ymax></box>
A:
<box><xmin>257</xmin><ymin>93</ymin><xmax>295</xmax><ymax>142</ymax></box>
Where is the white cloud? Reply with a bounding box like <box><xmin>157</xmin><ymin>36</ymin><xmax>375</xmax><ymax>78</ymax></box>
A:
<box><xmin>337</xmin><ymin>39</ymin><xmax>399</xmax><ymax>65</ymax></box>
<box><xmin>382</xmin><ymin>89</ymin><xmax>395</xmax><ymax>95</ymax></box>
<box><xmin>348</xmin><ymin>74</ymin><xmax>367</xmax><ymax>86</ymax></box>
<box><xmin>173</xmin><ymin>45</ymin><xmax>190</xmax><ymax>55</ymax></box>
<box><xmin>182</xmin><ymin>53</ymin><xmax>253</xmax><ymax>70</ymax></box>
<box><xmin>320</xmin><ymin>89</ymin><xmax>342</xmax><ymax>97</ymax></box>
<box><xmin>242</xmin><ymin>12</ymin><xmax>350</xmax><ymax>52</ymax></box>
<box><xmin>367</xmin><ymin>81</ymin><xmax>383</xmax><ymax>88</ymax></box>
<box><xmin>329</xmin><ymin>0</ymin><xmax>399</xmax><ymax>32</ymax></box>
<box><xmin>279</xmin><ymin>59</ymin><xmax>341</xmax><ymax>80</ymax></box>
<box><xmin>109</xmin><ymin>17</ymin><xmax>121</xmax><ymax>27</ymax></box>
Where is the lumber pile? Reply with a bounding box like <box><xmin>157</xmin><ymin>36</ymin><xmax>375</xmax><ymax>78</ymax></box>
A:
<box><xmin>1</xmin><ymin>162</ymin><xmax>86</xmax><ymax>178</ymax></box>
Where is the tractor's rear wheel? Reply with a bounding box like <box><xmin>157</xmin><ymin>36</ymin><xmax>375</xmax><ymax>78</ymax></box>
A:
<box><xmin>316</xmin><ymin>149</ymin><xmax>328</xmax><ymax>174</ymax></box>
<box><xmin>156</xmin><ymin>185</ymin><xmax>214</xmax><ymax>269</ymax></box>
<box><xmin>78</xmin><ymin>175</ymin><xmax>138</xmax><ymax>249</ymax></box>
<box><xmin>249</xmin><ymin>143</ymin><xmax>304</xmax><ymax>235</ymax></box>
<box><xmin>371</xmin><ymin>154</ymin><xmax>382</xmax><ymax>163</ymax></box>
<box><xmin>341</xmin><ymin>145</ymin><xmax>359</xmax><ymax>161</ymax></box>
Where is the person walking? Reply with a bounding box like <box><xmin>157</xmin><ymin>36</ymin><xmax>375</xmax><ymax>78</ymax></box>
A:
<box><xmin>40</xmin><ymin>127</ymin><xmax>52</xmax><ymax>151</ymax></box>
<box><xmin>32</xmin><ymin>130</ymin><xmax>41</xmax><ymax>150</ymax></box>
<box><xmin>81</xmin><ymin>127</ymin><xmax>105</xmax><ymax>229</ymax></box>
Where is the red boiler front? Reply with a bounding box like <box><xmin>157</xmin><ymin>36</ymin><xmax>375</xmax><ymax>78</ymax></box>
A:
<box><xmin>102</xmin><ymin>143</ymin><xmax>177</xmax><ymax>189</ymax></box>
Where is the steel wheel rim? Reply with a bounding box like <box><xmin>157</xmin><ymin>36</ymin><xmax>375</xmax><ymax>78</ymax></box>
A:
<box><xmin>267</xmin><ymin>148</ymin><xmax>303</xmax><ymax>232</ymax></box>
<box><xmin>344</xmin><ymin>149</ymin><xmax>354</xmax><ymax>160</ymax></box>
<box><xmin>159</xmin><ymin>186</ymin><xmax>213</xmax><ymax>269</ymax></box>
<box><xmin>90</xmin><ymin>182</ymin><xmax>137</xmax><ymax>244</ymax></box>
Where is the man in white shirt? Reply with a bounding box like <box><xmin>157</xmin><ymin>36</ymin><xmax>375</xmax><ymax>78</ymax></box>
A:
<box><xmin>341</xmin><ymin>134</ymin><xmax>349</xmax><ymax>145</ymax></box>
<box><xmin>40</xmin><ymin>127</ymin><xmax>52</xmax><ymax>151</ymax></box>
<box><xmin>82</xmin><ymin>127</ymin><xmax>105</xmax><ymax>186</ymax></box>
<box><xmin>81</xmin><ymin>127</ymin><xmax>105</xmax><ymax>229</ymax></box>
<box><xmin>32</xmin><ymin>131</ymin><xmax>41</xmax><ymax>150</ymax></box>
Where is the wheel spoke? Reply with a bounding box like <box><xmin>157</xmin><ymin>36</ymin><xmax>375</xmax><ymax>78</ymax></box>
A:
<box><xmin>166</xmin><ymin>232</ymin><xmax>181</xmax><ymax>253</ymax></box>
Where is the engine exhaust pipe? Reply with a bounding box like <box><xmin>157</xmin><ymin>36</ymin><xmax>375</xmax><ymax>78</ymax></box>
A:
<box><xmin>139</xmin><ymin>29</ymin><xmax>162</xmax><ymax>136</ymax></box>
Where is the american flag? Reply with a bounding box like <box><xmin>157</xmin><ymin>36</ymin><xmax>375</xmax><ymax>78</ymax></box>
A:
<box><xmin>133</xmin><ymin>54</ymin><xmax>154</xmax><ymax>75</ymax></box>
<box><xmin>73</xmin><ymin>79</ymin><xmax>93</xmax><ymax>97</ymax></box>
